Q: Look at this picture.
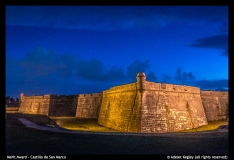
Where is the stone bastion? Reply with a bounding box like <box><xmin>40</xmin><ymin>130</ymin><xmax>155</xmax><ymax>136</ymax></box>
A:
<box><xmin>17</xmin><ymin>72</ymin><xmax>228</xmax><ymax>133</ymax></box>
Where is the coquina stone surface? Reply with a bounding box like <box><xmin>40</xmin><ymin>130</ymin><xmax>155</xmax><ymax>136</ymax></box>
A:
<box><xmin>18</xmin><ymin>72</ymin><xmax>228</xmax><ymax>133</ymax></box>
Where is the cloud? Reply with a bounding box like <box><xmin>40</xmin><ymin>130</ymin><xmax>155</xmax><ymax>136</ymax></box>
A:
<box><xmin>6</xmin><ymin>47</ymin><xmax>162</xmax><ymax>98</ymax></box>
<box><xmin>75</xmin><ymin>59</ymin><xmax>127</xmax><ymax>82</ymax></box>
<box><xmin>191</xmin><ymin>79</ymin><xmax>228</xmax><ymax>90</ymax></box>
<box><xmin>75</xmin><ymin>58</ymin><xmax>159</xmax><ymax>83</ymax></box>
<box><xmin>5</xmin><ymin>50</ymin><xmax>116</xmax><ymax>98</ymax></box>
<box><xmin>7</xmin><ymin>47</ymin><xmax>155</xmax><ymax>84</ymax></box>
<box><xmin>208</xmin><ymin>17</ymin><xmax>228</xmax><ymax>33</ymax></box>
<box><xmin>6</xmin><ymin>48</ymin><xmax>228</xmax><ymax>98</ymax></box>
<box><xmin>127</xmin><ymin>59</ymin><xmax>150</xmax><ymax>82</ymax></box>
<box><xmin>146</xmin><ymin>71</ymin><xmax>158</xmax><ymax>82</ymax></box>
<box><xmin>174</xmin><ymin>68</ymin><xmax>196</xmax><ymax>83</ymax></box>
<box><xmin>105</xmin><ymin>66</ymin><xmax>127</xmax><ymax>82</ymax></box>
<box><xmin>171</xmin><ymin>68</ymin><xmax>228</xmax><ymax>90</ymax></box>
<box><xmin>218</xmin><ymin>22</ymin><xmax>228</xmax><ymax>33</ymax></box>
<box><xmin>75</xmin><ymin>59</ymin><xmax>105</xmax><ymax>81</ymax></box>
<box><xmin>172</xmin><ymin>6</ymin><xmax>228</xmax><ymax>19</ymax></box>
<box><xmin>162</xmin><ymin>74</ymin><xmax>172</xmax><ymax>83</ymax></box>
<box><xmin>13</xmin><ymin>47</ymin><xmax>78</xmax><ymax>77</ymax></box>
<box><xmin>76</xmin><ymin>58</ymin><xmax>154</xmax><ymax>82</ymax></box>
<box><xmin>6</xmin><ymin>6</ymin><xmax>228</xmax><ymax>31</ymax></box>
<box><xmin>6</xmin><ymin>6</ymin><xmax>170</xmax><ymax>30</ymax></box>
<box><xmin>188</xmin><ymin>34</ymin><xmax>228</xmax><ymax>56</ymax></box>
<box><xmin>6</xmin><ymin>47</ymin><xmax>82</xmax><ymax>99</ymax></box>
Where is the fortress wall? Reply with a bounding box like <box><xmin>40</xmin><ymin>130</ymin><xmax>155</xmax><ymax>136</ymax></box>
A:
<box><xmin>17</xmin><ymin>72</ymin><xmax>228</xmax><ymax>133</ymax></box>
<box><xmin>18</xmin><ymin>93</ymin><xmax>50</xmax><ymax>115</ymax></box>
<box><xmin>48</xmin><ymin>95</ymin><xmax>78</xmax><ymax>117</ymax></box>
<box><xmin>141</xmin><ymin>82</ymin><xmax>208</xmax><ymax>133</ymax></box>
<box><xmin>144</xmin><ymin>82</ymin><xmax>200</xmax><ymax>93</ymax></box>
<box><xmin>98</xmin><ymin>83</ymin><xmax>141</xmax><ymax>132</ymax></box>
<box><xmin>18</xmin><ymin>92</ymin><xmax>102</xmax><ymax>118</ymax></box>
<box><xmin>201</xmin><ymin>91</ymin><xmax>228</xmax><ymax>121</ymax></box>
<box><xmin>76</xmin><ymin>93</ymin><xmax>102</xmax><ymax>119</ymax></box>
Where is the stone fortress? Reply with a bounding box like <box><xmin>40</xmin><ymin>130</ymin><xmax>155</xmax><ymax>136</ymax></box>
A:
<box><xmin>18</xmin><ymin>72</ymin><xmax>228</xmax><ymax>133</ymax></box>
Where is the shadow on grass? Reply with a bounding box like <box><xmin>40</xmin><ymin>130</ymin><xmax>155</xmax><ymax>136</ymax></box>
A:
<box><xmin>179</xmin><ymin>119</ymin><xmax>228</xmax><ymax>132</ymax></box>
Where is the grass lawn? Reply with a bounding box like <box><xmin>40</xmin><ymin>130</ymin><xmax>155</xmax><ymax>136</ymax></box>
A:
<box><xmin>6</xmin><ymin>113</ymin><xmax>228</xmax><ymax>133</ymax></box>
<box><xmin>179</xmin><ymin>119</ymin><xmax>228</xmax><ymax>132</ymax></box>
<box><xmin>5</xmin><ymin>113</ymin><xmax>229</xmax><ymax>155</ymax></box>
<box><xmin>51</xmin><ymin>117</ymin><xmax>118</xmax><ymax>132</ymax></box>
<box><xmin>51</xmin><ymin>116</ymin><xmax>228</xmax><ymax>133</ymax></box>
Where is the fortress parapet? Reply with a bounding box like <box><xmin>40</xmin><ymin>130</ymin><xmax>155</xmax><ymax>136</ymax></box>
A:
<box><xmin>142</xmin><ymin>82</ymin><xmax>200</xmax><ymax>93</ymax></box>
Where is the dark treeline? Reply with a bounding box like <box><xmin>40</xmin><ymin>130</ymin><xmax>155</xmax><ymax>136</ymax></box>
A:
<box><xmin>5</xmin><ymin>96</ymin><xmax>21</xmax><ymax>107</ymax></box>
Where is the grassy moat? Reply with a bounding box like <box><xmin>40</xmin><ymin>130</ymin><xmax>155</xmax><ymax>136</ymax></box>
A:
<box><xmin>52</xmin><ymin>117</ymin><xmax>228</xmax><ymax>133</ymax></box>
<box><xmin>6</xmin><ymin>113</ymin><xmax>228</xmax><ymax>133</ymax></box>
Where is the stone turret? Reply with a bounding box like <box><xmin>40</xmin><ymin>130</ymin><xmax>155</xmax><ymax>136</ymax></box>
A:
<box><xmin>136</xmin><ymin>72</ymin><xmax>146</xmax><ymax>90</ymax></box>
<box><xmin>20</xmin><ymin>93</ymin><xmax>24</xmax><ymax>100</ymax></box>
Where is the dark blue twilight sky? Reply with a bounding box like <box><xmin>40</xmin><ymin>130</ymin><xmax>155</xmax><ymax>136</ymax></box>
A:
<box><xmin>6</xmin><ymin>6</ymin><xmax>228</xmax><ymax>99</ymax></box>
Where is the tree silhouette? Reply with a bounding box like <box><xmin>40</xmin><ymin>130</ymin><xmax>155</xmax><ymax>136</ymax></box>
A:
<box><xmin>6</xmin><ymin>96</ymin><xmax>10</xmax><ymax>106</ymax></box>
<box><xmin>16</xmin><ymin>98</ymin><xmax>21</xmax><ymax>106</ymax></box>
<box><xmin>10</xmin><ymin>98</ymin><xmax>15</xmax><ymax>104</ymax></box>
<box><xmin>6</xmin><ymin>96</ymin><xmax>21</xmax><ymax>107</ymax></box>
